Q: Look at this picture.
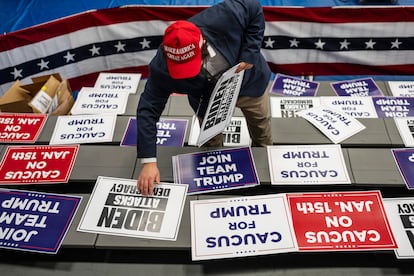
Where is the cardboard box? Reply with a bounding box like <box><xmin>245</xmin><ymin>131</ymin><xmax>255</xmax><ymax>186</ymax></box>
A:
<box><xmin>0</xmin><ymin>74</ymin><xmax>74</xmax><ymax>115</ymax></box>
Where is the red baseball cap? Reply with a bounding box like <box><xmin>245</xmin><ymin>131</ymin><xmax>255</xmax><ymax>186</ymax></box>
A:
<box><xmin>163</xmin><ymin>20</ymin><xmax>203</xmax><ymax>79</ymax></box>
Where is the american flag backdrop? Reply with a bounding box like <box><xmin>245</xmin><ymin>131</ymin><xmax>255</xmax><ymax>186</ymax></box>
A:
<box><xmin>0</xmin><ymin>5</ymin><xmax>413</xmax><ymax>95</ymax></box>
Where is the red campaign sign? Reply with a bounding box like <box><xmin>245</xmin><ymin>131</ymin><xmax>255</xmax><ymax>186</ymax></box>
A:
<box><xmin>287</xmin><ymin>191</ymin><xmax>397</xmax><ymax>251</ymax></box>
<box><xmin>0</xmin><ymin>145</ymin><xmax>79</xmax><ymax>184</ymax></box>
<box><xmin>0</xmin><ymin>113</ymin><xmax>47</xmax><ymax>143</ymax></box>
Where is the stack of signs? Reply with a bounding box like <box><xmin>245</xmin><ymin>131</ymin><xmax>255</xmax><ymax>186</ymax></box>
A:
<box><xmin>190</xmin><ymin>194</ymin><xmax>297</xmax><ymax>260</ymax></box>
<box><xmin>391</xmin><ymin>148</ymin><xmax>414</xmax><ymax>189</ymax></box>
<box><xmin>196</xmin><ymin>64</ymin><xmax>244</xmax><ymax>147</ymax></box>
<box><xmin>0</xmin><ymin>145</ymin><xmax>78</xmax><ymax>185</ymax></box>
<box><xmin>372</xmin><ymin>97</ymin><xmax>414</xmax><ymax>118</ymax></box>
<box><xmin>121</xmin><ymin>117</ymin><xmax>188</xmax><ymax>147</ymax></box>
<box><xmin>0</xmin><ymin>188</ymin><xmax>81</xmax><ymax>254</ymax></box>
<box><xmin>297</xmin><ymin>105</ymin><xmax>366</xmax><ymax>144</ymax></box>
<box><xmin>70</xmin><ymin>87</ymin><xmax>129</xmax><ymax>115</ymax></box>
<box><xmin>267</xmin><ymin>144</ymin><xmax>351</xmax><ymax>185</ymax></box>
<box><xmin>286</xmin><ymin>191</ymin><xmax>397</xmax><ymax>251</ymax></box>
<box><xmin>172</xmin><ymin>147</ymin><xmax>259</xmax><ymax>195</ymax></box>
<box><xmin>188</xmin><ymin>115</ymin><xmax>251</xmax><ymax>147</ymax></box>
<box><xmin>78</xmin><ymin>176</ymin><xmax>187</xmax><ymax>241</ymax></box>
<box><xmin>93</xmin><ymin>72</ymin><xmax>141</xmax><ymax>95</ymax></box>
<box><xmin>270</xmin><ymin>73</ymin><xmax>319</xmax><ymax>97</ymax></box>
<box><xmin>331</xmin><ymin>77</ymin><xmax>383</xmax><ymax>97</ymax></box>
<box><xmin>388</xmin><ymin>81</ymin><xmax>414</xmax><ymax>97</ymax></box>
<box><xmin>270</xmin><ymin>97</ymin><xmax>319</xmax><ymax>118</ymax></box>
<box><xmin>394</xmin><ymin>118</ymin><xmax>414</xmax><ymax>147</ymax></box>
<box><xmin>383</xmin><ymin>197</ymin><xmax>414</xmax><ymax>259</ymax></box>
<box><xmin>49</xmin><ymin>114</ymin><xmax>117</xmax><ymax>145</ymax></box>
<box><xmin>0</xmin><ymin>113</ymin><xmax>47</xmax><ymax>143</ymax></box>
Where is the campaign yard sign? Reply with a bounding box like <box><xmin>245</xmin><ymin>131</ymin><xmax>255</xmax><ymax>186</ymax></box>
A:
<box><xmin>287</xmin><ymin>191</ymin><xmax>397</xmax><ymax>251</ymax></box>
<box><xmin>188</xmin><ymin>116</ymin><xmax>251</xmax><ymax>147</ymax></box>
<box><xmin>270</xmin><ymin>97</ymin><xmax>320</xmax><ymax>118</ymax></box>
<box><xmin>78</xmin><ymin>176</ymin><xmax>187</xmax><ymax>241</ymax></box>
<box><xmin>372</xmin><ymin>97</ymin><xmax>414</xmax><ymax>118</ymax></box>
<box><xmin>173</xmin><ymin>147</ymin><xmax>259</xmax><ymax>195</ymax></box>
<box><xmin>197</xmin><ymin>64</ymin><xmax>244</xmax><ymax>147</ymax></box>
<box><xmin>49</xmin><ymin>114</ymin><xmax>117</xmax><ymax>145</ymax></box>
<box><xmin>330</xmin><ymin>77</ymin><xmax>383</xmax><ymax>97</ymax></box>
<box><xmin>319</xmin><ymin>97</ymin><xmax>378</xmax><ymax>118</ymax></box>
<box><xmin>121</xmin><ymin>117</ymin><xmax>188</xmax><ymax>147</ymax></box>
<box><xmin>271</xmin><ymin>73</ymin><xmax>319</xmax><ymax>97</ymax></box>
<box><xmin>0</xmin><ymin>113</ymin><xmax>47</xmax><ymax>143</ymax></box>
<box><xmin>297</xmin><ymin>105</ymin><xmax>366</xmax><ymax>144</ymax></box>
<box><xmin>388</xmin><ymin>81</ymin><xmax>414</xmax><ymax>97</ymax></box>
<box><xmin>383</xmin><ymin>197</ymin><xmax>414</xmax><ymax>259</ymax></box>
<box><xmin>391</xmin><ymin>148</ymin><xmax>414</xmax><ymax>189</ymax></box>
<box><xmin>70</xmin><ymin>87</ymin><xmax>128</xmax><ymax>115</ymax></box>
<box><xmin>394</xmin><ymin>118</ymin><xmax>414</xmax><ymax>147</ymax></box>
<box><xmin>94</xmin><ymin>72</ymin><xmax>141</xmax><ymax>94</ymax></box>
<box><xmin>0</xmin><ymin>188</ymin><xmax>81</xmax><ymax>254</ymax></box>
<box><xmin>0</xmin><ymin>145</ymin><xmax>79</xmax><ymax>185</ymax></box>
<box><xmin>190</xmin><ymin>194</ymin><xmax>297</xmax><ymax>260</ymax></box>
<box><xmin>267</xmin><ymin>144</ymin><xmax>350</xmax><ymax>185</ymax></box>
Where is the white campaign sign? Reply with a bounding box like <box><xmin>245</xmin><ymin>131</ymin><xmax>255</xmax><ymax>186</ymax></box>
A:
<box><xmin>270</xmin><ymin>97</ymin><xmax>320</xmax><ymax>118</ymax></box>
<box><xmin>49</xmin><ymin>114</ymin><xmax>117</xmax><ymax>145</ymax></box>
<box><xmin>197</xmin><ymin>64</ymin><xmax>244</xmax><ymax>147</ymax></box>
<box><xmin>70</xmin><ymin>87</ymin><xmax>129</xmax><ymax>115</ymax></box>
<box><xmin>267</xmin><ymin>144</ymin><xmax>351</xmax><ymax>185</ymax></box>
<box><xmin>383</xmin><ymin>197</ymin><xmax>414</xmax><ymax>259</ymax></box>
<box><xmin>319</xmin><ymin>96</ymin><xmax>378</xmax><ymax>118</ymax></box>
<box><xmin>189</xmin><ymin>115</ymin><xmax>251</xmax><ymax>147</ymax></box>
<box><xmin>190</xmin><ymin>194</ymin><xmax>297</xmax><ymax>260</ymax></box>
<box><xmin>297</xmin><ymin>105</ymin><xmax>366</xmax><ymax>144</ymax></box>
<box><xmin>78</xmin><ymin>176</ymin><xmax>188</xmax><ymax>241</ymax></box>
<box><xmin>94</xmin><ymin>72</ymin><xmax>142</xmax><ymax>94</ymax></box>
<box><xmin>388</xmin><ymin>81</ymin><xmax>414</xmax><ymax>97</ymax></box>
<box><xmin>394</xmin><ymin>117</ymin><xmax>414</xmax><ymax>147</ymax></box>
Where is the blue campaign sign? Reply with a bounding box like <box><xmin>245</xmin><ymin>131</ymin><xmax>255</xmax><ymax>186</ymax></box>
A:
<box><xmin>121</xmin><ymin>117</ymin><xmax>188</xmax><ymax>147</ymax></box>
<box><xmin>0</xmin><ymin>189</ymin><xmax>81</xmax><ymax>254</ymax></box>
<box><xmin>271</xmin><ymin>73</ymin><xmax>319</xmax><ymax>97</ymax></box>
<box><xmin>331</xmin><ymin>77</ymin><xmax>383</xmax><ymax>97</ymax></box>
<box><xmin>392</xmin><ymin>148</ymin><xmax>414</xmax><ymax>189</ymax></box>
<box><xmin>373</xmin><ymin>97</ymin><xmax>414</xmax><ymax>118</ymax></box>
<box><xmin>173</xmin><ymin>147</ymin><xmax>259</xmax><ymax>194</ymax></box>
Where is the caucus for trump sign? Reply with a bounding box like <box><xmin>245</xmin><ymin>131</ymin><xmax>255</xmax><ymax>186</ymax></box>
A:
<box><xmin>190</xmin><ymin>194</ymin><xmax>297</xmax><ymax>260</ymax></box>
<box><xmin>173</xmin><ymin>147</ymin><xmax>259</xmax><ymax>195</ymax></box>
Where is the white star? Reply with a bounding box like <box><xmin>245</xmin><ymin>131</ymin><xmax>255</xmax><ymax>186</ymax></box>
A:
<box><xmin>37</xmin><ymin>59</ymin><xmax>49</xmax><ymax>70</ymax></box>
<box><xmin>314</xmin><ymin>39</ymin><xmax>326</xmax><ymax>50</ymax></box>
<box><xmin>63</xmin><ymin>51</ymin><xmax>75</xmax><ymax>63</ymax></box>
<box><xmin>391</xmin><ymin>38</ymin><xmax>402</xmax><ymax>49</ymax></box>
<box><xmin>365</xmin><ymin>39</ymin><xmax>376</xmax><ymax>49</ymax></box>
<box><xmin>89</xmin><ymin>44</ymin><xmax>101</xmax><ymax>56</ymax></box>
<box><xmin>339</xmin><ymin>39</ymin><xmax>350</xmax><ymax>50</ymax></box>
<box><xmin>115</xmin><ymin>41</ymin><xmax>126</xmax><ymax>52</ymax></box>
<box><xmin>289</xmin><ymin>38</ymin><xmax>299</xmax><ymax>48</ymax></box>
<box><xmin>264</xmin><ymin>37</ymin><xmax>275</xmax><ymax>48</ymax></box>
<box><xmin>139</xmin><ymin>38</ymin><xmax>151</xmax><ymax>49</ymax></box>
<box><xmin>11</xmin><ymin>67</ymin><xmax>23</xmax><ymax>79</ymax></box>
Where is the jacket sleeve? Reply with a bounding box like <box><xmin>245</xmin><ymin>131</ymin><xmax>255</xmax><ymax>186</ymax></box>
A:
<box><xmin>233</xmin><ymin>0</ymin><xmax>266</xmax><ymax>65</ymax></box>
<box><xmin>136</xmin><ymin>75</ymin><xmax>169</xmax><ymax>159</ymax></box>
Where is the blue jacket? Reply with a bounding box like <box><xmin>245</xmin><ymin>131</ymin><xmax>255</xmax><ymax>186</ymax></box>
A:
<box><xmin>136</xmin><ymin>0</ymin><xmax>271</xmax><ymax>158</ymax></box>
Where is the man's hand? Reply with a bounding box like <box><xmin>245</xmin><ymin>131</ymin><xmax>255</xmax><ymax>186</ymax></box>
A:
<box><xmin>137</xmin><ymin>162</ymin><xmax>160</xmax><ymax>196</ymax></box>
<box><xmin>235</xmin><ymin>62</ymin><xmax>253</xmax><ymax>73</ymax></box>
